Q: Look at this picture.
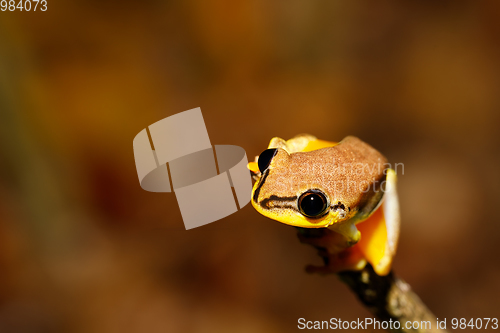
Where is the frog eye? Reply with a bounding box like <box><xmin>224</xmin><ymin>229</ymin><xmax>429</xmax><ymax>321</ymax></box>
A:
<box><xmin>298</xmin><ymin>190</ymin><xmax>329</xmax><ymax>218</ymax></box>
<box><xmin>258</xmin><ymin>148</ymin><xmax>278</xmax><ymax>173</ymax></box>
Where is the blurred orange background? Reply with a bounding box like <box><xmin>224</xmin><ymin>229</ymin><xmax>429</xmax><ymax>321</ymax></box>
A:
<box><xmin>1</xmin><ymin>1</ymin><xmax>499</xmax><ymax>332</ymax></box>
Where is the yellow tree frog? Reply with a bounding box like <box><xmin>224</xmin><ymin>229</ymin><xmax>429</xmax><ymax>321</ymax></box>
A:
<box><xmin>248</xmin><ymin>134</ymin><xmax>400</xmax><ymax>276</ymax></box>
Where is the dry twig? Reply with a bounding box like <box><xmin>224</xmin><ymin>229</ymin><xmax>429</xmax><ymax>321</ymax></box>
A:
<box><xmin>298</xmin><ymin>228</ymin><xmax>448</xmax><ymax>333</ymax></box>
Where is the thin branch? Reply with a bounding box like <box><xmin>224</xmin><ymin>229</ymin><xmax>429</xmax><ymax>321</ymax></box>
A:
<box><xmin>297</xmin><ymin>228</ymin><xmax>448</xmax><ymax>333</ymax></box>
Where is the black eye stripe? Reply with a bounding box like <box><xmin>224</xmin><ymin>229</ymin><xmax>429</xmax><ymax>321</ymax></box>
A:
<box><xmin>260</xmin><ymin>195</ymin><xmax>297</xmax><ymax>209</ymax></box>
<box><xmin>252</xmin><ymin>169</ymin><xmax>270</xmax><ymax>203</ymax></box>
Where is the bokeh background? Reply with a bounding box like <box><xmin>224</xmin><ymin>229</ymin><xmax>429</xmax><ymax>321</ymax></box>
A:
<box><xmin>1</xmin><ymin>1</ymin><xmax>500</xmax><ymax>332</ymax></box>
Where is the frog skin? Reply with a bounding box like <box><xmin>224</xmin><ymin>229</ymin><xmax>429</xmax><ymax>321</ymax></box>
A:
<box><xmin>248</xmin><ymin>134</ymin><xmax>400</xmax><ymax>276</ymax></box>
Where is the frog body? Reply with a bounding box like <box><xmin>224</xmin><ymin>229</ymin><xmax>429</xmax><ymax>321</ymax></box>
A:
<box><xmin>248</xmin><ymin>134</ymin><xmax>400</xmax><ymax>276</ymax></box>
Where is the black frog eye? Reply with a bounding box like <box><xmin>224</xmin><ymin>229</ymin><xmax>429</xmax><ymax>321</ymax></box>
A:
<box><xmin>258</xmin><ymin>148</ymin><xmax>278</xmax><ymax>173</ymax></box>
<box><xmin>298</xmin><ymin>190</ymin><xmax>329</xmax><ymax>218</ymax></box>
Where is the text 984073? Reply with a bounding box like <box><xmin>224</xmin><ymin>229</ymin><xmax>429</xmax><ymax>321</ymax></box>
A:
<box><xmin>1</xmin><ymin>0</ymin><xmax>47</xmax><ymax>11</ymax></box>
